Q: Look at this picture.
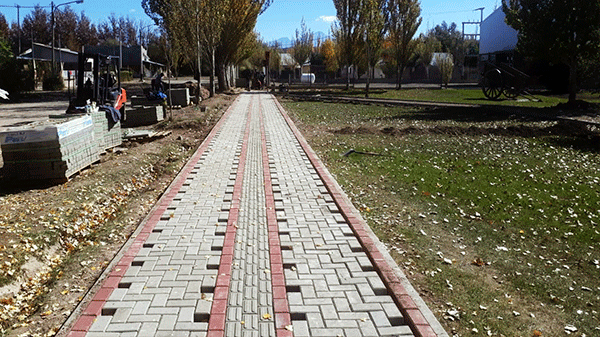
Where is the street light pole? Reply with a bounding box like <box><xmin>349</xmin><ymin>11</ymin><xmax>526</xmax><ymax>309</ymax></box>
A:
<box><xmin>138</xmin><ymin>23</ymin><xmax>155</xmax><ymax>81</ymax></box>
<box><xmin>51</xmin><ymin>1</ymin><xmax>54</xmax><ymax>73</ymax></box>
<box><xmin>51</xmin><ymin>0</ymin><xmax>83</xmax><ymax>74</ymax></box>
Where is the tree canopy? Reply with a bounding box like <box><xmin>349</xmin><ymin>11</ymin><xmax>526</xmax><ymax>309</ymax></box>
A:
<box><xmin>503</xmin><ymin>0</ymin><xmax>600</xmax><ymax>104</ymax></box>
<box><xmin>333</xmin><ymin>0</ymin><xmax>363</xmax><ymax>89</ymax></box>
<box><xmin>292</xmin><ymin>18</ymin><xmax>313</xmax><ymax>72</ymax></box>
<box><xmin>385</xmin><ymin>0</ymin><xmax>421</xmax><ymax>89</ymax></box>
<box><xmin>143</xmin><ymin>0</ymin><xmax>271</xmax><ymax>91</ymax></box>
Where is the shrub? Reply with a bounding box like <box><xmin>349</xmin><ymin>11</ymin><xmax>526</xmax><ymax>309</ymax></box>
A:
<box><xmin>120</xmin><ymin>70</ymin><xmax>133</xmax><ymax>82</ymax></box>
<box><xmin>0</xmin><ymin>59</ymin><xmax>35</xmax><ymax>100</ymax></box>
<box><xmin>435</xmin><ymin>54</ymin><xmax>454</xmax><ymax>88</ymax></box>
<box><xmin>42</xmin><ymin>72</ymin><xmax>64</xmax><ymax>91</ymax></box>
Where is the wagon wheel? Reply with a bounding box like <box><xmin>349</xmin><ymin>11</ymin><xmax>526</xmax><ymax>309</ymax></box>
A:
<box><xmin>482</xmin><ymin>69</ymin><xmax>504</xmax><ymax>100</ymax></box>
<box><xmin>504</xmin><ymin>86</ymin><xmax>520</xmax><ymax>99</ymax></box>
<box><xmin>503</xmin><ymin>78</ymin><xmax>521</xmax><ymax>99</ymax></box>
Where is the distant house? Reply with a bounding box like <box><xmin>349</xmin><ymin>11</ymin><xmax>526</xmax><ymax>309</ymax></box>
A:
<box><xmin>17</xmin><ymin>43</ymin><xmax>166</xmax><ymax>90</ymax></box>
<box><xmin>279</xmin><ymin>52</ymin><xmax>307</xmax><ymax>80</ymax></box>
<box><xmin>18</xmin><ymin>43</ymin><xmax>80</xmax><ymax>88</ymax></box>
<box><xmin>18</xmin><ymin>42</ymin><xmax>79</xmax><ymax>68</ymax></box>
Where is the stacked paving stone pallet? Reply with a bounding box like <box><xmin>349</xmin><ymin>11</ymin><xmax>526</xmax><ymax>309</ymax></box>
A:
<box><xmin>124</xmin><ymin>95</ymin><xmax>164</xmax><ymax>127</ymax></box>
<box><xmin>51</xmin><ymin>108</ymin><xmax>122</xmax><ymax>152</ymax></box>
<box><xmin>90</xmin><ymin>108</ymin><xmax>122</xmax><ymax>151</ymax></box>
<box><xmin>0</xmin><ymin>115</ymin><xmax>99</xmax><ymax>182</ymax></box>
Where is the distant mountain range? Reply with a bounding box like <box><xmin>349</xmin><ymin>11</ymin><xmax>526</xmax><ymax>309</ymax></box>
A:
<box><xmin>269</xmin><ymin>31</ymin><xmax>329</xmax><ymax>49</ymax></box>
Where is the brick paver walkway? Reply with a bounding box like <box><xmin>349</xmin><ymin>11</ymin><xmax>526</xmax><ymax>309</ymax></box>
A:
<box><xmin>62</xmin><ymin>93</ymin><xmax>446</xmax><ymax>337</ymax></box>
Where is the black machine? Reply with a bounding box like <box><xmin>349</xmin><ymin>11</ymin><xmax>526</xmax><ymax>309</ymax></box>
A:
<box><xmin>67</xmin><ymin>52</ymin><xmax>127</xmax><ymax>120</ymax></box>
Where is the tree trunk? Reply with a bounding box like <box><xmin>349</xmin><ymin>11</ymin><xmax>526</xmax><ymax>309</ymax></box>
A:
<box><xmin>365</xmin><ymin>65</ymin><xmax>371</xmax><ymax>98</ymax></box>
<box><xmin>396</xmin><ymin>64</ymin><xmax>402</xmax><ymax>90</ymax></box>
<box><xmin>209</xmin><ymin>48</ymin><xmax>215</xmax><ymax>97</ymax></box>
<box><xmin>568</xmin><ymin>55</ymin><xmax>578</xmax><ymax>105</ymax></box>
<box><xmin>217</xmin><ymin>62</ymin><xmax>229</xmax><ymax>92</ymax></box>
<box><xmin>346</xmin><ymin>66</ymin><xmax>350</xmax><ymax>90</ymax></box>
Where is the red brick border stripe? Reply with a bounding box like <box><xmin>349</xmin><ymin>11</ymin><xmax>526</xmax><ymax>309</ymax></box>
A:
<box><xmin>207</xmin><ymin>96</ymin><xmax>254</xmax><ymax>336</ymax></box>
<box><xmin>66</xmin><ymin>97</ymin><xmax>242</xmax><ymax>336</ymax></box>
<box><xmin>272</xmin><ymin>95</ymin><xmax>438</xmax><ymax>337</ymax></box>
<box><xmin>258</xmin><ymin>98</ymin><xmax>292</xmax><ymax>337</ymax></box>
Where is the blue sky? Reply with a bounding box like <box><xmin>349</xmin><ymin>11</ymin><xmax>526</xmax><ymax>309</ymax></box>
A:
<box><xmin>256</xmin><ymin>0</ymin><xmax>502</xmax><ymax>44</ymax></box>
<box><xmin>1</xmin><ymin>0</ymin><xmax>501</xmax><ymax>43</ymax></box>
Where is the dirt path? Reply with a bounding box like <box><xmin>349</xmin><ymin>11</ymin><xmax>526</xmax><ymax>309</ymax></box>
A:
<box><xmin>0</xmin><ymin>93</ymin><xmax>235</xmax><ymax>336</ymax></box>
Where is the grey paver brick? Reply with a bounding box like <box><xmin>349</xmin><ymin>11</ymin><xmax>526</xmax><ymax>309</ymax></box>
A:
<box><xmin>86</xmin><ymin>333</ymin><xmax>120</xmax><ymax>337</ymax></box>
<box><xmin>105</xmin><ymin>322</ymin><xmax>142</xmax><ymax>332</ymax></box>
<box><xmin>139</xmin><ymin>322</ymin><xmax>159</xmax><ymax>335</ymax></box>
<box><xmin>111</xmin><ymin>308</ymin><xmax>132</xmax><ymax>323</ymax></box>
<box><xmin>71</xmin><ymin>93</ymin><xmax>420</xmax><ymax>337</ymax></box>
<box><xmin>157</xmin><ymin>315</ymin><xmax>177</xmax><ymax>331</ymax></box>
<box><xmin>88</xmin><ymin>315</ymin><xmax>112</xmax><ymax>332</ymax></box>
<box><xmin>377</xmin><ymin>325</ymin><xmax>416</xmax><ymax>336</ymax></box>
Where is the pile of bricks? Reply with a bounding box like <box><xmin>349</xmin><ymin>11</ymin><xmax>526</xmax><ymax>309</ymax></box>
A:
<box><xmin>124</xmin><ymin>95</ymin><xmax>165</xmax><ymax>127</ymax></box>
<box><xmin>0</xmin><ymin>115</ymin><xmax>99</xmax><ymax>182</ymax></box>
<box><xmin>49</xmin><ymin>107</ymin><xmax>123</xmax><ymax>153</ymax></box>
<box><xmin>90</xmin><ymin>109</ymin><xmax>122</xmax><ymax>152</ymax></box>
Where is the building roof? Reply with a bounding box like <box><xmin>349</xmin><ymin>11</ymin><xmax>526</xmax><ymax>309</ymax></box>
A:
<box><xmin>84</xmin><ymin>45</ymin><xmax>165</xmax><ymax>67</ymax></box>
<box><xmin>280</xmin><ymin>53</ymin><xmax>296</xmax><ymax>67</ymax></box>
<box><xmin>17</xmin><ymin>43</ymin><xmax>79</xmax><ymax>64</ymax></box>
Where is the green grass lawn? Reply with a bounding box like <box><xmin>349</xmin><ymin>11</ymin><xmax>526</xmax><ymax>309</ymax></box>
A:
<box><xmin>373</xmin><ymin>88</ymin><xmax>567</xmax><ymax>107</ymax></box>
<box><xmin>296</xmin><ymin>86</ymin><xmax>600</xmax><ymax>109</ymax></box>
<box><xmin>282</xmin><ymin>99</ymin><xmax>600</xmax><ymax>337</ymax></box>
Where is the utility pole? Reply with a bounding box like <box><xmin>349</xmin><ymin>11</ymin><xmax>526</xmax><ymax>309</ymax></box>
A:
<box><xmin>51</xmin><ymin>2</ymin><xmax>55</xmax><ymax>73</ymax></box>
<box><xmin>16</xmin><ymin>4</ymin><xmax>20</xmax><ymax>54</ymax></box>
<box><xmin>51</xmin><ymin>0</ymin><xmax>83</xmax><ymax>74</ymax></box>
<box><xmin>196</xmin><ymin>0</ymin><xmax>202</xmax><ymax>99</ymax></box>
<box><xmin>462</xmin><ymin>7</ymin><xmax>484</xmax><ymax>40</ymax></box>
<box><xmin>0</xmin><ymin>4</ymin><xmax>44</xmax><ymax>55</ymax></box>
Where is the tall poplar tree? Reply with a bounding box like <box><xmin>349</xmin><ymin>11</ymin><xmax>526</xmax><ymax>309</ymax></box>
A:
<box><xmin>361</xmin><ymin>0</ymin><xmax>386</xmax><ymax>96</ymax></box>
<box><xmin>385</xmin><ymin>0</ymin><xmax>422</xmax><ymax>89</ymax></box>
<box><xmin>333</xmin><ymin>0</ymin><xmax>363</xmax><ymax>89</ymax></box>
<box><xmin>292</xmin><ymin>18</ymin><xmax>314</xmax><ymax>78</ymax></box>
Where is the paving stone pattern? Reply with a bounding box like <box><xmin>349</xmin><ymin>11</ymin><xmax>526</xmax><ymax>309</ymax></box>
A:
<box><xmin>68</xmin><ymin>93</ymin><xmax>422</xmax><ymax>337</ymax></box>
<box><xmin>261</xmin><ymin>95</ymin><xmax>413</xmax><ymax>337</ymax></box>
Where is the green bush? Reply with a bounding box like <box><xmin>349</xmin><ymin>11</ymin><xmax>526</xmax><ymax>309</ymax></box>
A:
<box><xmin>579</xmin><ymin>58</ymin><xmax>600</xmax><ymax>91</ymax></box>
<box><xmin>120</xmin><ymin>70</ymin><xmax>133</xmax><ymax>82</ymax></box>
<box><xmin>42</xmin><ymin>72</ymin><xmax>64</xmax><ymax>91</ymax></box>
<box><xmin>435</xmin><ymin>54</ymin><xmax>454</xmax><ymax>88</ymax></box>
<box><xmin>0</xmin><ymin>59</ymin><xmax>35</xmax><ymax>100</ymax></box>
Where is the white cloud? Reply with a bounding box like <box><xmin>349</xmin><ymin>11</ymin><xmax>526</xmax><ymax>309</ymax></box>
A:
<box><xmin>317</xmin><ymin>15</ymin><xmax>337</xmax><ymax>23</ymax></box>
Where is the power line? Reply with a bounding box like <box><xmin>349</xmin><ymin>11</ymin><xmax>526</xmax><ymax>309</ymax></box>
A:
<box><xmin>423</xmin><ymin>9</ymin><xmax>477</xmax><ymax>16</ymax></box>
<box><xmin>0</xmin><ymin>5</ymin><xmax>50</xmax><ymax>8</ymax></box>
